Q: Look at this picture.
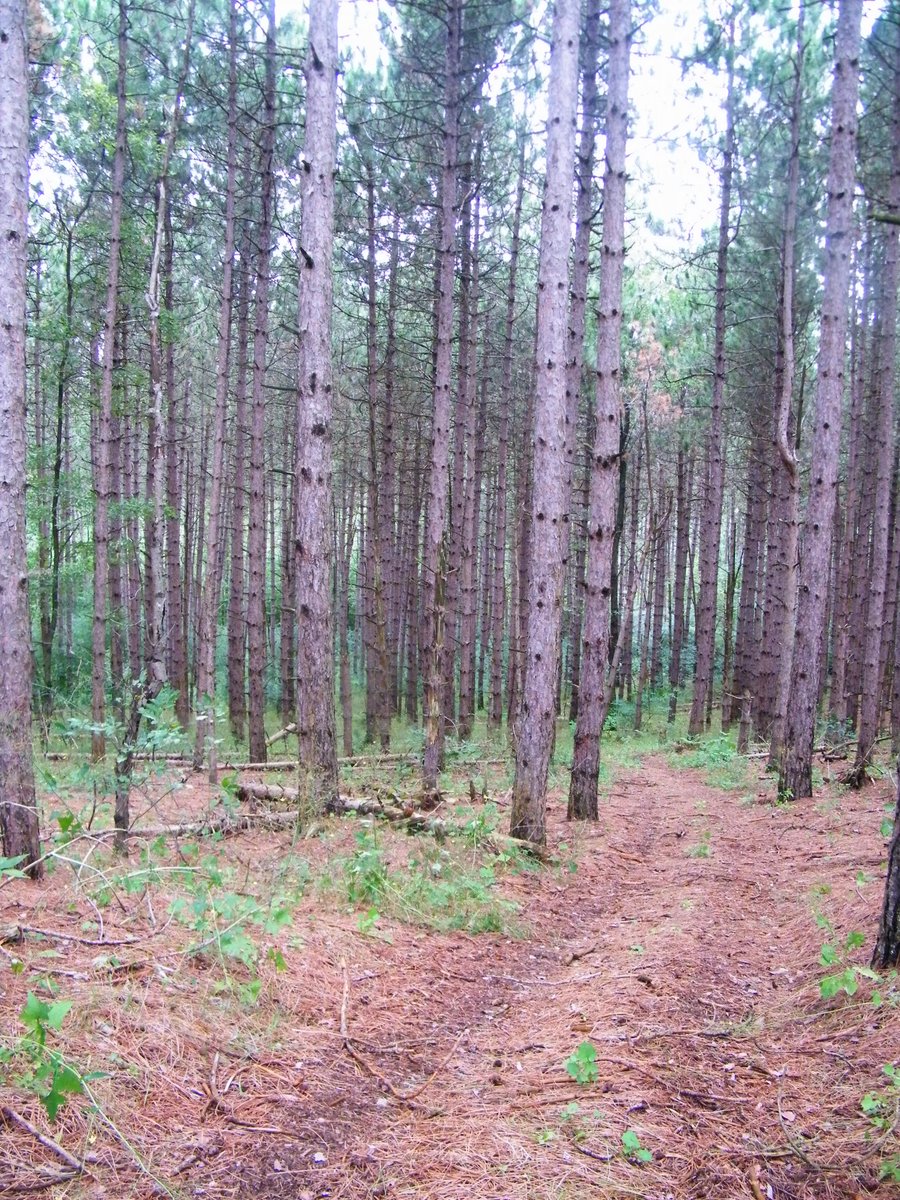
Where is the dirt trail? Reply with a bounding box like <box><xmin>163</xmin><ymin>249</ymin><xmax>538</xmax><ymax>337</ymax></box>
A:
<box><xmin>228</xmin><ymin>755</ymin><xmax>896</xmax><ymax>1200</ymax></box>
<box><xmin>0</xmin><ymin>754</ymin><xmax>896</xmax><ymax>1199</ymax></box>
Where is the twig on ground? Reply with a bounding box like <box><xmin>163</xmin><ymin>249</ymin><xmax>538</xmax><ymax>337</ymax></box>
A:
<box><xmin>0</xmin><ymin>1106</ymin><xmax>90</xmax><ymax>1173</ymax></box>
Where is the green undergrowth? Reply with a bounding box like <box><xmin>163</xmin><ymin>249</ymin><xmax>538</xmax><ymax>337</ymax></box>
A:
<box><xmin>325</xmin><ymin>816</ymin><xmax>528</xmax><ymax>937</ymax></box>
<box><xmin>667</xmin><ymin>731</ymin><xmax>758</xmax><ymax>794</ymax></box>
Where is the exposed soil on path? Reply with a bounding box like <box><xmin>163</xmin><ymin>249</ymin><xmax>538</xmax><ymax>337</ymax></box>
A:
<box><xmin>1</xmin><ymin>753</ymin><xmax>897</xmax><ymax>1199</ymax></box>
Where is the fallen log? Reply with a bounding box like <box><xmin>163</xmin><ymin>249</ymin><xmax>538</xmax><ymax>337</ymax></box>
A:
<box><xmin>266</xmin><ymin>724</ymin><xmax>297</xmax><ymax>748</ymax></box>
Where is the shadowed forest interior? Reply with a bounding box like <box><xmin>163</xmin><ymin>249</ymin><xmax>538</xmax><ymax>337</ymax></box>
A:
<box><xmin>0</xmin><ymin>0</ymin><xmax>899</xmax><ymax>1196</ymax></box>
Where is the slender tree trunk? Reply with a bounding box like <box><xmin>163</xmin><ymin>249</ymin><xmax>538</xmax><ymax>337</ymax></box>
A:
<box><xmin>246</xmin><ymin>1</ymin><xmax>278</xmax><ymax>764</ymax></box>
<box><xmin>567</xmin><ymin>0</ymin><xmax>630</xmax><ymax>819</ymax></box>
<box><xmin>459</xmin><ymin>354</ymin><xmax>486</xmax><ymax>738</ymax></box>
<box><xmin>194</xmin><ymin>0</ymin><xmax>238</xmax><ymax>775</ymax></box>
<box><xmin>91</xmin><ymin>0</ymin><xmax>128</xmax><ymax>761</ymax></box>
<box><xmin>830</xmin><ymin>268</ymin><xmax>867</xmax><ymax>725</ymax></box>
<box><xmin>668</xmin><ymin>443</ymin><xmax>690</xmax><ymax>722</ymax></box>
<box><xmin>731</xmin><ymin>419</ymin><xmax>766</xmax><ymax>729</ymax></box>
<box><xmin>720</xmin><ymin>501</ymin><xmax>737</xmax><ymax>729</ymax></box>
<box><xmin>510</xmin><ymin>0</ymin><xmax>581</xmax><ymax>842</ymax></box>
<box><xmin>767</xmin><ymin>12</ymin><xmax>804</xmax><ymax>770</ymax></box>
<box><xmin>227</xmin><ymin>227</ymin><xmax>252</xmax><ymax>742</ymax></box>
<box><xmin>403</xmin><ymin>426</ymin><xmax>423</xmax><ymax>721</ymax></box>
<box><xmin>873</xmin><ymin>758</ymin><xmax>900</xmax><ymax>967</ymax></box>
<box><xmin>422</xmin><ymin>0</ymin><xmax>462</xmax><ymax>795</ymax></box>
<box><xmin>849</xmin><ymin>41</ymin><xmax>899</xmax><ymax>782</ymax></box>
<box><xmin>0</xmin><ymin>0</ymin><xmax>42</xmax><ymax>872</ymax></box>
<box><xmin>164</xmin><ymin>201</ymin><xmax>188</xmax><ymax>727</ymax></box>
<box><xmin>688</xmin><ymin>23</ymin><xmax>735</xmax><ymax>736</ymax></box>
<box><xmin>489</xmin><ymin>143</ymin><xmax>524</xmax><ymax>730</ymax></box>
<box><xmin>442</xmin><ymin>174</ymin><xmax>474</xmax><ymax>736</ymax></box>
<box><xmin>780</xmin><ymin>0</ymin><xmax>863</xmax><ymax>800</ymax></box>
<box><xmin>364</xmin><ymin>165</ymin><xmax>391</xmax><ymax>750</ymax></box>
<box><xmin>563</xmin><ymin>4</ymin><xmax>601</xmax><ymax>725</ymax></box>
<box><xmin>294</xmin><ymin>0</ymin><xmax>340</xmax><ymax>809</ymax></box>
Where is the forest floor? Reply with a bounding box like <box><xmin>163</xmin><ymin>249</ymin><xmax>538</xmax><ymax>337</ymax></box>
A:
<box><xmin>0</xmin><ymin>730</ymin><xmax>898</xmax><ymax>1199</ymax></box>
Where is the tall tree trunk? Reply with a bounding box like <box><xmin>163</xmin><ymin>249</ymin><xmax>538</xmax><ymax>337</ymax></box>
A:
<box><xmin>688</xmin><ymin>22</ymin><xmax>735</xmax><ymax>736</ymax></box>
<box><xmin>563</xmin><ymin>4</ymin><xmax>601</xmax><ymax>725</ymax></box>
<box><xmin>442</xmin><ymin>175</ymin><xmax>474</xmax><ymax>737</ymax></box>
<box><xmin>668</xmin><ymin>443</ymin><xmax>690</xmax><ymax>722</ymax></box>
<box><xmin>227</xmin><ymin>226</ymin><xmax>252</xmax><ymax>742</ymax></box>
<box><xmin>246</xmin><ymin>0</ymin><xmax>278</xmax><ymax>764</ymax></box>
<box><xmin>720</xmin><ymin>500</ymin><xmax>736</xmax><ymax>729</ymax></box>
<box><xmin>849</xmin><ymin>32</ymin><xmax>900</xmax><ymax>783</ymax></box>
<box><xmin>830</xmin><ymin>262</ymin><xmax>868</xmax><ymax>725</ymax></box>
<box><xmin>0</xmin><ymin>0</ymin><xmax>42</xmax><ymax>873</ymax></box>
<box><xmin>780</xmin><ymin>0</ymin><xmax>863</xmax><ymax>800</ymax></box>
<box><xmin>459</xmin><ymin>353</ymin><xmax>486</xmax><ymax>738</ymax></box>
<box><xmin>164</xmin><ymin>201</ymin><xmax>189</xmax><ymax>727</ymax></box>
<box><xmin>91</xmin><ymin>0</ymin><xmax>128</xmax><ymax>761</ymax></box>
<box><xmin>421</xmin><ymin>0</ymin><xmax>462</xmax><ymax>795</ymax></box>
<box><xmin>567</xmin><ymin>0</ymin><xmax>630</xmax><ymax>820</ymax></box>
<box><xmin>767</xmin><ymin>10</ymin><xmax>805</xmax><ymax>770</ymax></box>
<box><xmin>294</xmin><ymin>0</ymin><xmax>340</xmax><ymax>810</ymax></box>
<box><xmin>489</xmin><ymin>143</ymin><xmax>524</xmax><ymax>730</ymax></box>
<box><xmin>194</xmin><ymin>0</ymin><xmax>238</xmax><ymax>775</ymax></box>
<box><xmin>510</xmin><ymin>0</ymin><xmax>580</xmax><ymax>842</ymax></box>
<box><xmin>364</xmin><ymin>165</ymin><xmax>391</xmax><ymax>750</ymax></box>
<box><xmin>279</xmin><ymin>417</ymin><xmax>296</xmax><ymax>722</ymax></box>
<box><xmin>731</xmin><ymin>419</ymin><xmax>766</xmax><ymax>731</ymax></box>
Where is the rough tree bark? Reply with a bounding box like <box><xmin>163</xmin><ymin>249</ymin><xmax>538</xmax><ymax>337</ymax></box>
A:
<box><xmin>91</xmin><ymin>0</ymin><xmax>128</xmax><ymax>761</ymax></box>
<box><xmin>246</xmin><ymin>0</ymin><xmax>277</xmax><ymax>764</ymax></box>
<box><xmin>688</xmin><ymin>20</ymin><xmax>735</xmax><ymax>737</ymax></box>
<box><xmin>567</xmin><ymin>0</ymin><xmax>630</xmax><ymax>821</ymax></box>
<box><xmin>509</xmin><ymin>0</ymin><xmax>581</xmax><ymax>842</ymax></box>
<box><xmin>873</xmin><ymin>760</ymin><xmax>900</xmax><ymax>968</ymax></box>
<box><xmin>780</xmin><ymin>0</ymin><xmax>863</xmax><ymax>800</ymax></box>
<box><xmin>0</xmin><ymin>0</ymin><xmax>42</xmax><ymax>873</ymax></box>
<box><xmin>293</xmin><ymin>0</ymin><xmax>340</xmax><ymax>810</ymax></box>
<box><xmin>488</xmin><ymin>152</ymin><xmax>524</xmax><ymax>729</ymax></box>
<box><xmin>421</xmin><ymin>0</ymin><xmax>462</xmax><ymax>796</ymax></box>
<box><xmin>848</xmin><ymin>28</ymin><xmax>899</xmax><ymax>785</ymax></box>
<box><xmin>767</xmin><ymin>10</ymin><xmax>804</xmax><ymax>771</ymax></box>
<box><xmin>194</xmin><ymin>0</ymin><xmax>238</xmax><ymax>775</ymax></box>
<box><xmin>227</xmin><ymin>222</ymin><xmax>252</xmax><ymax>742</ymax></box>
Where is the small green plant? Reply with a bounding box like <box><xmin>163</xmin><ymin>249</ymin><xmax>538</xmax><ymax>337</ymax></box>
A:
<box><xmin>168</xmin><ymin>853</ymin><xmax>299</xmax><ymax>1002</ymax></box>
<box><xmin>687</xmin><ymin>830</ymin><xmax>711</xmax><ymax>858</ymax></box>
<box><xmin>0</xmin><ymin>854</ymin><xmax>29</xmax><ymax>884</ymax></box>
<box><xmin>1</xmin><ymin>994</ymin><xmax>97</xmax><ymax>1121</ymax></box>
<box><xmin>564</xmin><ymin>1041</ymin><xmax>599</xmax><ymax>1085</ymax></box>
<box><xmin>861</xmin><ymin>1064</ymin><xmax>900</xmax><ymax>1181</ymax></box>
<box><xmin>621</xmin><ymin>1128</ymin><xmax>652</xmax><ymax>1163</ymax></box>
<box><xmin>344</xmin><ymin>829</ymin><xmax>388</xmax><ymax>905</ymax></box>
<box><xmin>818</xmin><ymin>925</ymin><xmax>880</xmax><ymax>999</ymax></box>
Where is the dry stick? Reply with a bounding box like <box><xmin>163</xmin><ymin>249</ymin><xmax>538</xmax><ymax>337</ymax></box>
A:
<box><xmin>12</xmin><ymin>925</ymin><xmax>143</xmax><ymax>948</ymax></box>
<box><xmin>0</xmin><ymin>1106</ymin><xmax>90</xmax><ymax>1173</ymax></box>
<box><xmin>0</xmin><ymin>1172</ymin><xmax>80</xmax><ymax>1194</ymax></box>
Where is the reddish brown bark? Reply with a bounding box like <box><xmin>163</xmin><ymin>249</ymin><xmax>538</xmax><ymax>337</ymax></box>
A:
<box><xmin>422</xmin><ymin>0</ymin><xmax>462</xmax><ymax>795</ymax></box>
<box><xmin>688</xmin><ymin>23</ymin><xmax>735</xmax><ymax>736</ymax></box>
<box><xmin>91</xmin><ymin>0</ymin><xmax>128</xmax><ymax>762</ymax></box>
<box><xmin>510</xmin><ymin>0</ymin><xmax>581</xmax><ymax>842</ymax></box>
<box><xmin>293</xmin><ymin>0</ymin><xmax>340</xmax><ymax>809</ymax></box>
<box><xmin>781</xmin><ymin>0</ymin><xmax>863</xmax><ymax>800</ymax></box>
<box><xmin>0</xmin><ymin>0</ymin><xmax>42</xmax><ymax>872</ymax></box>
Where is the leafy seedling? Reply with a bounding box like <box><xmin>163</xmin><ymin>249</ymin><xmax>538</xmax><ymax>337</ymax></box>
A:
<box><xmin>564</xmin><ymin>1041</ymin><xmax>599</xmax><ymax>1085</ymax></box>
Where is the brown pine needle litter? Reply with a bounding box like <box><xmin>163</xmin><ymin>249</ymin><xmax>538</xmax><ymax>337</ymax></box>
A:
<box><xmin>0</xmin><ymin>754</ymin><xmax>896</xmax><ymax>1198</ymax></box>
